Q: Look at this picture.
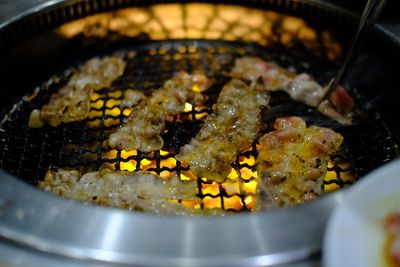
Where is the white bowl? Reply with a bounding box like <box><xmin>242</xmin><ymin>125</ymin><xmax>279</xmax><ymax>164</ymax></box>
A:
<box><xmin>323</xmin><ymin>159</ymin><xmax>400</xmax><ymax>267</ymax></box>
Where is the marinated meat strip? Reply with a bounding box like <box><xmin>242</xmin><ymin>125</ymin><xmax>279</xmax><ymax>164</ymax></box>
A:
<box><xmin>109</xmin><ymin>71</ymin><xmax>209</xmax><ymax>152</ymax></box>
<box><xmin>39</xmin><ymin>169</ymin><xmax>203</xmax><ymax>216</ymax></box>
<box><xmin>256</xmin><ymin>117</ymin><xmax>343</xmax><ymax>209</ymax></box>
<box><xmin>176</xmin><ymin>79</ymin><xmax>270</xmax><ymax>182</ymax></box>
<box><xmin>384</xmin><ymin>213</ymin><xmax>400</xmax><ymax>266</ymax></box>
<box><xmin>28</xmin><ymin>56</ymin><xmax>126</xmax><ymax>128</ymax></box>
<box><xmin>231</xmin><ymin>57</ymin><xmax>353</xmax><ymax>124</ymax></box>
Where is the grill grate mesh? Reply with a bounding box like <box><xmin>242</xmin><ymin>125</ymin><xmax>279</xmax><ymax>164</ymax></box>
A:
<box><xmin>0</xmin><ymin>40</ymin><xmax>398</xmax><ymax>212</ymax></box>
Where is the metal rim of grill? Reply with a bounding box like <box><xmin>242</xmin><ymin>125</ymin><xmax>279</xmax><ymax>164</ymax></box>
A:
<box><xmin>0</xmin><ymin>1</ymin><xmax>399</xmax><ymax>267</ymax></box>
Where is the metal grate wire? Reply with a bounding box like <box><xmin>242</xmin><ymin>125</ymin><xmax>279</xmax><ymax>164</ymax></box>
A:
<box><xmin>0</xmin><ymin>40</ymin><xmax>398</xmax><ymax>212</ymax></box>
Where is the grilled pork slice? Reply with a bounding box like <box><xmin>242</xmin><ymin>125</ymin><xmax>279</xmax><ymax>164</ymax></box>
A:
<box><xmin>29</xmin><ymin>56</ymin><xmax>126</xmax><ymax>128</ymax></box>
<box><xmin>231</xmin><ymin>57</ymin><xmax>353</xmax><ymax>124</ymax></box>
<box><xmin>176</xmin><ymin>79</ymin><xmax>270</xmax><ymax>182</ymax></box>
<box><xmin>39</xmin><ymin>168</ymin><xmax>205</xmax><ymax>216</ymax></box>
<box><xmin>256</xmin><ymin>117</ymin><xmax>343</xmax><ymax>209</ymax></box>
<box><xmin>109</xmin><ymin>71</ymin><xmax>210</xmax><ymax>152</ymax></box>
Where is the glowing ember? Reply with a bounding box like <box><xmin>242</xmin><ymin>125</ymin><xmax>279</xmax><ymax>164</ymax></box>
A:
<box><xmin>182</xmin><ymin>200</ymin><xmax>201</xmax><ymax>209</ymax></box>
<box><xmin>121</xmin><ymin>150</ymin><xmax>138</xmax><ymax>158</ymax></box>
<box><xmin>324</xmin><ymin>159</ymin><xmax>355</xmax><ymax>192</ymax></box>
<box><xmin>242</xmin><ymin>181</ymin><xmax>257</xmax><ymax>194</ymax></box>
<box><xmin>203</xmin><ymin>196</ymin><xmax>222</xmax><ymax>209</ymax></box>
<box><xmin>240</xmin><ymin>167</ymin><xmax>257</xmax><ymax>180</ymax></box>
<box><xmin>202</xmin><ymin>183</ymin><xmax>220</xmax><ymax>196</ymax></box>
<box><xmin>180</xmin><ymin>171</ymin><xmax>195</xmax><ymax>181</ymax></box>
<box><xmin>223</xmin><ymin>196</ymin><xmax>243</xmax><ymax>211</ymax></box>
<box><xmin>88</xmin><ymin>91</ymin><xmax>125</xmax><ymax>127</ymax></box>
<box><xmin>122</xmin><ymin>108</ymin><xmax>133</xmax><ymax>116</ymax></box>
<box><xmin>108</xmin><ymin>91</ymin><xmax>122</xmax><ymax>98</ymax></box>
<box><xmin>160</xmin><ymin>150</ymin><xmax>170</xmax><ymax>156</ymax></box>
<box><xmin>90</xmin><ymin>93</ymin><xmax>102</xmax><ymax>101</ymax></box>
<box><xmin>120</xmin><ymin>161</ymin><xmax>136</xmax><ymax>171</ymax></box>
<box><xmin>194</xmin><ymin>111</ymin><xmax>208</xmax><ymax>120</ymax></box>
<box><xmin>160</xmin><ymin>170</ymin><xmax>176</xmax><ymax>179</ymax></box>
<box><xmin>184</xmin><ymin>102</ymin><xmax>193</xmax><ymax>112</ymax></box>
<box><xmin>227</xmin><ymin>168</ymin><xmax>239</xmax><ymax>180</ymax></box>
<box><xmin>160</xmin><ymin>157</ymin><xmax>177</xmax><ymax>168</ymax></box>
<box><xmin>239</xmin><ymin>155</ymin><xmax>255</xmax><ymax>165</ymax></box>
<box><xmin>244</xmin><ymin>196</ymin><xmax>255</xmax><ymax>209</ymax></box>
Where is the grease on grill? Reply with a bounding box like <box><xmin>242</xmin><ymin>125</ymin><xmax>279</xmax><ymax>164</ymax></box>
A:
<box><xmin>1</xmin><ymin>41</ymin><xmax>397</xmax><ymax>213</ymax></box>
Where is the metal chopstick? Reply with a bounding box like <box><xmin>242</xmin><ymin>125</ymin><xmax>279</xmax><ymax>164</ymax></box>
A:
<box><xmin>320</xmin><ymin>0</ymin><xmax>387</xmax><ymax>104</ymax></box>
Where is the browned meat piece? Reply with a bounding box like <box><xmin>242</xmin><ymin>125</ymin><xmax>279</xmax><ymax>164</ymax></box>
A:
<box><xmin>108</xmin><ymin>72</ymin><xmax>210</xmax><ymax>152</ymax></box>
<box><xmin>176</xmin><ymin>79</ymin><xmax>270</xmax><ymax>182</ymax></box>
<box><xmin>39</xmin><ymin>168</ymin><xmax>203</xmax><ymax>216</ymax></box>
<box><xmin>256</xmin><ymin>117</ymin><xmax>343</xmax><ymax>209</ymax></box>
<box><xmin>231</xmin><ymin>57</ymin><xmax>353</xmax><ymax>124</ymax></box>
<box><xmin>28</xmin><ymin>56</ymin><xmax>126</xmax><ymax>128</ymax></box>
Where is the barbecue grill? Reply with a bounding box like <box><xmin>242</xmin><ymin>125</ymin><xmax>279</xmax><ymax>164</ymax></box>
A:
<box><xmin>0</xmin><ymin>1</ymin><xmax>399</xmax><ymax>266</ymax></box>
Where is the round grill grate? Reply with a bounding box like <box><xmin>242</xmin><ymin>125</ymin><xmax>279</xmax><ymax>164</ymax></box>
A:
<box><xmin>0</xmin><ymin>40</ymin><xmax>398</xmax><ymax>212</ymax></box>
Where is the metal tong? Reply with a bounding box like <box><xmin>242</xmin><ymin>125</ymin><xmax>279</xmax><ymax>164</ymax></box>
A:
<box><xmin>320</xmin><ymin>0</ymin><xmax>387</xmax><ymax>104</ymax></box>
